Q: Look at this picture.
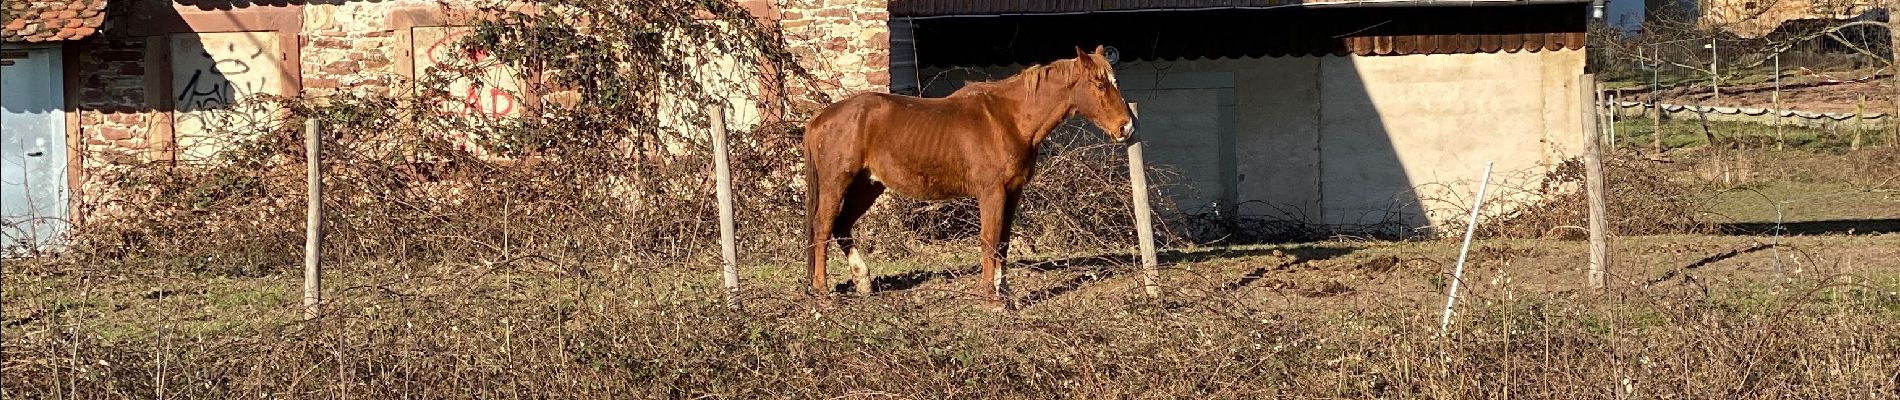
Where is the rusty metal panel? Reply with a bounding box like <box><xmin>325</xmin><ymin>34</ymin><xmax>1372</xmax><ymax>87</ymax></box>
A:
<box><xmin>1518</xmin><ymin>32</ymin><xmax>1542</xmax><ymax>53</ymax></box>
<box><xmin>893</xmin><ymin>0</ymin><xmax>1307</xmax><ymax>15</ymax></box>
<box><xmin>908</xmin><ymin>4</ymin><xmax>1588</xmax><ymax>67</ymax></box>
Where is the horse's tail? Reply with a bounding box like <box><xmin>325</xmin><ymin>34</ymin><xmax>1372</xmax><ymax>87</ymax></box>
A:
<box><xmin>802</xmin><ymin>124</ymin><xmax>821</xmax><ymax>289</ymax></box>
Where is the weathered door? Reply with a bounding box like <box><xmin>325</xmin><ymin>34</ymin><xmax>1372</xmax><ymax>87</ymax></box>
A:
<box><xmin>1</xmin><ymin>46</ymin><xmax>69</xmax><ymax>253</ymax></box>
<box><xmin>1117</xmin><ymin>70</ymin><xmax>1237</xmax><ymax>218</ymax></box>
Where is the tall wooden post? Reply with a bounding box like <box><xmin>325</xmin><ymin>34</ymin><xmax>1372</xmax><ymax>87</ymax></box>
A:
<box><xmin>1854</xmin><ymin>94</ymin><xmax>1866</xmax><ymax>151</ymax></box>
<box><xmin>1774</xmin><ymin>52</ymin><xmax>1785</xmax><ymax>151</ymax></box>
<box><xmin>1125</xmin><ymin>103</ymin><xmax>1160</xmax><ymax>298</ymax></box>
<box><xmin>1651</xmin><ymin>44</ymin><xmax>1663</xmax><ymax>155</ymax></box>
<box><xmin>710</xmin><ymin>105</ymin><xmax>741</xmax><ymax>309</ymax></box>
<box><xmin>1607</xmin><ymin>91</ymin><xmax>1617</xmax><ymax>148</ymax></box>
<box><xmin>303</xmin><ymin>118</ymin><xmax>323</xmax><ymax>320</ymax></box>
<box><xmin>1582</xmin><ymin>75</ymin><xmax>1610</xmax><ymax>289</ymax></box>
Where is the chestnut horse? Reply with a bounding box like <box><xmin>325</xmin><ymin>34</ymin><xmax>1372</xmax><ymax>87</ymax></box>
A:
<box><xmin>803</xmin><ymin>46</ymin><xmax>1136</xmax><ymax>307</ymax></box>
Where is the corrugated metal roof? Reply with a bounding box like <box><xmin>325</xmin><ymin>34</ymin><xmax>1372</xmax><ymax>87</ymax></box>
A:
<box><xmin>892</xmin><ymin>0</ymin><xmax>1291</xmax><ymax>15</ymax></box>
<box><xmin>907</xmin><ymin>4</ymin><xmax>1587</xmax><ymax>67</ymax></box>
<box><xmin>889</xmin><ymin>0</ymin><xmax>1574</xmax><ymax>16</ymax></box>
<box><xmin>2</xmin><ymin>0</ymin><xmax>107</xmax><ymax>42</ymax></box>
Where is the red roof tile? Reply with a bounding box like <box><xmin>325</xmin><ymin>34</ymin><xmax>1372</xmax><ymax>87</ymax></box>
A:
<box><xmin>2</xmin><ymin>0</ymin><xmax>107</xmax><ymax>43</ymax></box>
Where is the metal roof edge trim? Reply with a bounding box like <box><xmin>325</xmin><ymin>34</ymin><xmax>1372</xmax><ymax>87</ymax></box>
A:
<box><xmin>896</xmin><ymin>0</ymin><xmax>1591</xmax><ymax>19</ymax></box>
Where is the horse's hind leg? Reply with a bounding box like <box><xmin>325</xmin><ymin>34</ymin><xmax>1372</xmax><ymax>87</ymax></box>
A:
<box><xmin>809</xmin><ymin>171</ymin><xmax>855</xmax><ymax>297</ymax></box>
<box><xmin>834</xmin><ymin>174</ymin><xmax>885</xmax><ymax>295</ymax></box>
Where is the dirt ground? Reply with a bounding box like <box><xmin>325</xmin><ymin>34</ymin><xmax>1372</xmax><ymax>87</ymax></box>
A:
<box><xmin>855</xmin><ymin>233</ymin><xmax>1900</xmax><ymax>313</ymax></box>
<box><xmin>5</xmin><ymin>232</ymin><xmax>1897</xmax><ymax>397</ymax></box>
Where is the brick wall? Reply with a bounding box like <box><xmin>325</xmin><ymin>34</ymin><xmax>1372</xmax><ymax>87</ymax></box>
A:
<box><xmin>299</xmin><ymin>2</ymin><xmax>417</xmax><ymax>97</ymax></box>
<box><xmin>73</xmin><ymin>35</ymin><xmax>160</xmax><ymax>218</ymax></box>
<box><xmin>779</xmin><ymin>0</ymin><xmax>891</xmax><ymax>108</ymax></box>
<box><xmin>64</xmin><ymin>0</ymin><xmax>893</xmax><ymax>219</ymax></box>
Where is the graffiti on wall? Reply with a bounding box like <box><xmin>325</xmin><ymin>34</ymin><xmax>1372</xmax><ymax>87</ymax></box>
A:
<box><xmin>410</xmin><ymin>27</ymin><xmax>530</xmax><ymax>160</ymax></box>
<box><xmin>171</xmin><ymin>31</ymin><xmax>287</xmax><ymax>162</ymax></box>
<box><xmin>414</xmin><ymin>27</ymin><xmax>524</xmax><ymax>121</ymax></box>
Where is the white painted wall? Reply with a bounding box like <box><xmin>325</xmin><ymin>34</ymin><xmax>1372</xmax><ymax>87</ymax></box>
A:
<box><xmin>171</xmin><ymin>31</ymin><xmax>290</xmax><ymax>162</ymax></box>
<box><xmin>918</xmin><ymin>49</ymin><xmax>1587</xmax><ymax>235</ymax></box>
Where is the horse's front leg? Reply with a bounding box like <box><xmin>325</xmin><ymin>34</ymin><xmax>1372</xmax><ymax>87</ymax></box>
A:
<box><xmin>977</xmin><ymin>189</ymin><xmax>1023</xmax><ymax>310</ymax></box>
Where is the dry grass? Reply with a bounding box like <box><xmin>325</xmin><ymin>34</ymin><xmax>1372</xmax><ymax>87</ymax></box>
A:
<box><xmin>10</xmin><ymin>4</ymin><xmax>1900</xmax><ymax>397</ymax></box>
<box><xmin>6</xmin><ymin>234</ymin><xmax>1899</xmax><ymax>398</ymax></box>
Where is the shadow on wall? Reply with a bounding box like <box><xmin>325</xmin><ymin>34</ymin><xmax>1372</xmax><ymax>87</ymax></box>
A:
<box><xmin>171</xmin><ymin>0</ymin><xmax>382</xmax><ymax>10</ymax></box>
<box><xmin>0</xmin><ymin>0</ymin><xmax>333</xmax><ymax>251</ymax></box>
<box><xmin>915</xmin><ymin>56</ymin><xmax>1424</xmax><ymax>243</ymax></box>
<box><xmin>2</xmin><ymin>0</ymin><xmax>267</xmax><ymax>251</ymax></box>
<box><xmin>118</xmin><ymin>0</ymin><xmax>313</xmax><ymax>164</ymax></box>
<box><xmin>904</xmin><ymin>8</ymin><xmax>1586</xmax><ymax>243</ymax></box>
<box><xmin>2</xmin><ymin>43</ymin><xmax>75</xmax><ymax>250</ymax></box>
<box><xmin>915</xmin><ymin>62</ymin><xmax>1438</xmax><ymax>242</ymax></box>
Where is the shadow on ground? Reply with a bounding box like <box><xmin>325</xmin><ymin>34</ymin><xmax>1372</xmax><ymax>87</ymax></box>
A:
<box><xmin>1718</xmin><ymin>218</ymin><xmax>1900</xmax><ymax>236</ymax></box>
<box><xmin>846</xmin><ymin>245</ymin><xmax>1360</xmax><ymax>307</ymax></box>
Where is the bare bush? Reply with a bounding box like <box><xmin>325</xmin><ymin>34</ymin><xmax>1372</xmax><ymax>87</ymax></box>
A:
<box><xmin>1446</xmin><ymin>155</ymin><xmax>1714</xmax><ymax>239</ymax></box>
<box><xmin>59</xmin><ymin>0</ymin><xmax>1177</xmax><ymax>276</ymax></box>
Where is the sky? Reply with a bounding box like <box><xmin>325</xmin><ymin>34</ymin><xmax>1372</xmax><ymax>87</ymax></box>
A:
<box><xmin>1604</xmin><ymin>0</ymin><xmax>1647</xmax><ymax>32</ymax></box>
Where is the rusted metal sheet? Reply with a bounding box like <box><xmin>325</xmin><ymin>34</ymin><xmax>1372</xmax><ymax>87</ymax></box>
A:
<box><xmin>891</xmin><ymin>0</ymin><xmax>1307</xmax><ymax>14</ymax></box>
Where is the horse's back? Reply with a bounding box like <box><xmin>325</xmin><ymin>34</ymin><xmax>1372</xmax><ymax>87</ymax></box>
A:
<box><xmin>806</xmin><ymin>92</ymin><xmax>973</xmax><ymax>143</ymax></box>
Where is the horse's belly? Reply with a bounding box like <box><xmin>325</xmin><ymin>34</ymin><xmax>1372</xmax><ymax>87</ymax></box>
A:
<box><xmin>868</xmin><ymin>166</ymin><xmax>966</xmax><ymax>200</ymax></box>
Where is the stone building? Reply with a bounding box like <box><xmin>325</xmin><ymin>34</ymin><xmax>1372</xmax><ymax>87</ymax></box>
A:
<box><xmin>1</xmin><ymin>0</ymin><xmax>894</xmax><ymax>249</ymax></box>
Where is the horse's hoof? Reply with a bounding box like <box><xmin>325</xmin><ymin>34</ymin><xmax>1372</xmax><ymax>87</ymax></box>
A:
<box><xmin>805</xmin><ymin>288</ymin><xmax>843</xmax><ymax>306</ymax></box>
<box><xmin>986</xmin><ymin>298</ymin><xmax>1019</xmax><ymax>313</ymax></box>
<box><xmin>808</xmin><ymin>295</ymin><xmax>842</xmax><ymax>309</ymax></box>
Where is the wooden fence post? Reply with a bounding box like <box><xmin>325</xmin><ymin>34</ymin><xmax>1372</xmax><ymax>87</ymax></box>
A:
<box><xmin>1611</xmin><ymin>90</ymin><xmax>1626</xmax><ymax>148</ymax></box>
<box><xmin>303</xmin><ymin>118</ymin><xmax>323</xmax><ymax>320</ymax></box>
<box><xmin>1125</xmin><ymin>103</ymin><xmax>1160</xmax><ymax>298</ymax></box>
<box><xmin>710</xmin><ymin>105</ymin><xmax>741</xmax><ymax>309</ymax></box>
<box><xmin>1582</xmin><ymin>74</ymin><xmax>1610</xmax><ymax>290</ymax></box>
<box><xmin>1652</xmin><ymin>46</ymin><xmax>1664</xmax><ymax>155</ymax></box>
<box><xmin>1774</xmin><ymin>52</ymin><xmax>1784</xmax><ymax>151</ymax></box>
<box><xmin>1854</xmin><ymin>94</ymin><xmax>1866</xmax><ymax>151</ymax></box>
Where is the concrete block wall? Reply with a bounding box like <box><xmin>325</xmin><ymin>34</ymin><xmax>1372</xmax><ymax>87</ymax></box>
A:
<box><xmin>916</xmin><ymin>49</ymin><xmax>1589</xmax><ymax>235</ymax></box>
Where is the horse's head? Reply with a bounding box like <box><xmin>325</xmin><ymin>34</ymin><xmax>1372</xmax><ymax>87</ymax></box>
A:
<box><xmin>1065</xmin><ymin>45</ymin><xmax>1136</xmax><ymax>143</ymax></box>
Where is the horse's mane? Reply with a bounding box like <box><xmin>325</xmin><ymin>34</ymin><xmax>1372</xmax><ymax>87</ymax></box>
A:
<box><xmin>950</xmin><ymin>59</ymin><xmax>1079</xmax><ymax>98</ymax></box>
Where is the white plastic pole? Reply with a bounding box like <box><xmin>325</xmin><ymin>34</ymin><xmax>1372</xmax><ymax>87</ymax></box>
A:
<box><xmin>1439</xmin><ymin>161</ymin><xmax>1494</xmax><ymax>334</ymax></box>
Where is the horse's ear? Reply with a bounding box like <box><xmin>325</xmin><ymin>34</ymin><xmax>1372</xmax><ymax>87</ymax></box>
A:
<box><xmin>1074</xmin><ymin>46</ymin><xmax>1088</xmax><ymax>60</ymax></box>
<box><xmin>1093</xmin><ymin>45</ymin><xmax>1106</xmax><ymax>55</ymax></box>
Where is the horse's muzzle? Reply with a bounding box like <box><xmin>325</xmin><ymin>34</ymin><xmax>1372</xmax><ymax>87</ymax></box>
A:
<box><xmin>1113</xmin><ymin>121</ymin><xmax>1136</xmax><ymax>143</ymax></box>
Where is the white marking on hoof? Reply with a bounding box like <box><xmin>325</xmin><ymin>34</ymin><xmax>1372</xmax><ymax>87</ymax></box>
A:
<box><xmin>848</xmin><ymin>249</ymin><xmax>872</xmax><ymax>294</ymax></box>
